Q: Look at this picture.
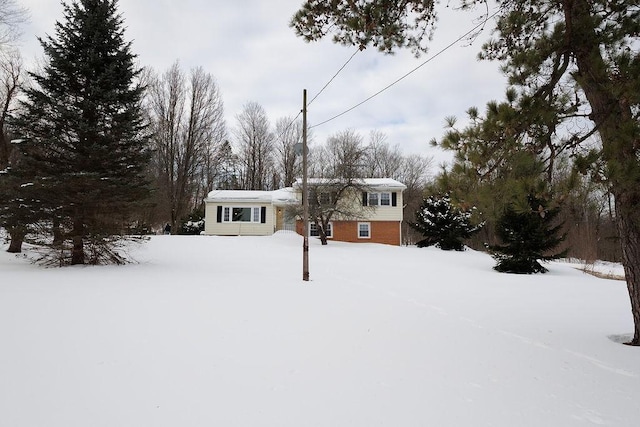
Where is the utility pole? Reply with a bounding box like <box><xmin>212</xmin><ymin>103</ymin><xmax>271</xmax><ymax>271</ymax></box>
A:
<box><xmin>302</xmin><ymin>89</ymin><xmax>310</xmax><ymax>281</ymax></box>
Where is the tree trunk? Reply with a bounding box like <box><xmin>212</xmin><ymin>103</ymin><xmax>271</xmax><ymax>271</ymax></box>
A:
<box><xmin>71</xmin><ymin>219</ymin><xmax>85</xmax><ymax>265</ymax></box>
<box><xmin>566</xmin><ymin>0</ymin><xmax>640</xmax><ymax>344</ymax></box>
<box><xmin>71</xmin><ymin>235</ymin><xmax>84</xmax><ymax>265</ymax></box>
<box><xmin>52</xmin><ymin>219</ymin><xmax>64</xmax><ymax>247</ymax></box>
<box><xmin>616</xmin><ymin>201</ymin><xmax>640</xmax><ymax>345</ymax></box>
<box><xmin>7</xmin><ymin>227</ymin><xmax>24</xmax><ymax>253</ymax></box>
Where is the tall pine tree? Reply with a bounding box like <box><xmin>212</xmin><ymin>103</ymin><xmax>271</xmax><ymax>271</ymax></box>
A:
<box><xmin>13</xmin><ymin>0</ymin><xmax>150</xmax><ymax>265</ymax></box>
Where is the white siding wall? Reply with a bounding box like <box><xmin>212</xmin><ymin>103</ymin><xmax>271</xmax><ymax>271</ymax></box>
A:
<box><xmin>204</xmin><ymin>202</ymin><xmax>275</xmax><ymax>236</ymax></box>
<box><xmin>294</xmin><ymin>187</ymin><xmax>404</xmax><ymax>222</ymax></box>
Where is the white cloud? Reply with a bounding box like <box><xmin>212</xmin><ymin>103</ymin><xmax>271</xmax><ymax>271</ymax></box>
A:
<box><xmin>16</xmin><ymin>0</ymin><xmax>507</xmax><ymax>164</ymax></box>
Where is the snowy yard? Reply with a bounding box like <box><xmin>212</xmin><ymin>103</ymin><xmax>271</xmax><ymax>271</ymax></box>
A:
<box><xmin>1</xmin><ymin>233</ymin><xmax>638</xmax><ymax>426</ymax></box>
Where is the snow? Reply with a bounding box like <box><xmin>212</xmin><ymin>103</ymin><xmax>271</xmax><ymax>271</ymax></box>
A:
<box><xmin>206</xmin><ymin>188</ymin><xmax>298</xmax><ymax>205</ymax></box>
<box><xmin>205</xmin><ymin>189</ymin><xmax>274</xmax><ymax>202</ymax></box>
<box><xmin>293</xmin><ymin>177</ymin><xmax>407</xmax><ymax>190</ymax></box>
<box><xmin>0</xmin><ymin>233</ymin><xmax>638</xmax><ymax>426</ymax></box>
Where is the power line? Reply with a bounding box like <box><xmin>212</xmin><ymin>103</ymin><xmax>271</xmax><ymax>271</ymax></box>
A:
<box><xmin>273</xmin><ymin>48</ymin><xmax>360</xmax><ymax>142</ymax></box>
<box><xmin>308</xmin><ymin>48</ymin><xmax>360</xmax><ymax>106</ymax></box>
<box><xmin>310</xmin><ymin>9</ymin><xmax>500</xmax><ymax>130</ymax></box>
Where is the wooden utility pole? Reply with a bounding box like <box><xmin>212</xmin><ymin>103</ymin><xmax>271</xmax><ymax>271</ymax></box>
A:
<box><xmin>302</xmin><ymin>89</ymin><xmax>310</xmax><ymax>281</ymax></box>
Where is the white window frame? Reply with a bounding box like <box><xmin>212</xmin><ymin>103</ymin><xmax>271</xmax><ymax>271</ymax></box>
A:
<box><xmin>368</xmin><ymin>192</ymin><xmax>392</xmax><ymax>207</ymax></box>
<box><xmin>310</xmin><ymin>221</ymin><xmax>333</xmax><ymax>238</ymax></box>
<box><xmin>222</xmin><ymin>206</ymin><xmax>262</xmax><ymax>223</ymax></box>
<box><xmin>358</xmin><ymin>222</ymin><xmax>371</xmax><ymax>239</ymax></box>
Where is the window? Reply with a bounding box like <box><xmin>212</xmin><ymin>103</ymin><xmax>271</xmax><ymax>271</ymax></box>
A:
<box><xmin>222</xmin><ymin>206</ymin><xmax>262</xmax><ymax>223</ymax></box>
<box><xmin>358</xmin><ymin>222</ymin><xmax>371</xmax><ymax>239</ymax></box>
<box><xmin>310</xmin><ymin>222</ymin><xmax>333</xmax><ymax>238</ymax></box>
<box><xmin>232</xmin><ymin>207</ymin><xmax>252</xmax><ymax>222</ymax></box>
<box><xmin>318</xmin><ymin>192</ymin><xmax>331</xmax><ymax>205</ymax></box>
<box><xmin>367</xmin><ymin>192</ymin><xmax>393</xmax><ymax>206</ymax></box>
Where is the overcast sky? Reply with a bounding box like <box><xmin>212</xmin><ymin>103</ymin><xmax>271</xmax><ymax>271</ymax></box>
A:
<box><xmin>16</xmin><ymin>0</ymin><xmax>507</xmax><ymax>166</ymax></box>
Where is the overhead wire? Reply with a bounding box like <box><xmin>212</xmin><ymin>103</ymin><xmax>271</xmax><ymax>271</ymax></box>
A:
<box><xmin>273</xmin><ymin>47</ymin><xmax>361</xmax><ymax>142</ymax></box>
<box><xmin>309</xmin><ymin>8</ymin><xmax>501</xmax><ymax>130</ymax></box>
<box><xmin>308</xmin><ymin>48</ymin><xmax>361</xmax><ymax>107</ymax></box>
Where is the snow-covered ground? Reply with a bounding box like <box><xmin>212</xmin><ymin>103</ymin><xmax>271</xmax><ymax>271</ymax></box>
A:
<box><xmin>1</xmin><ymin>233</ymin><xmax>638</xmax><ymax>427</ymax></box>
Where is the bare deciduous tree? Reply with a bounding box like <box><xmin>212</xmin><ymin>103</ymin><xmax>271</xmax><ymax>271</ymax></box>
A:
<box><xmin>363</xmin><ymin>130</ymin><xmax>404</xmax><ymax>178</ymax></box>
<box><xmin>313</xmin><ymin>129</ymin><xmax>368</xmax><ymax>179</ymax></box>
<box><xmin>0</xmin><ymin>0</ymin><xmax>27</xmax><ymax>50</ymax></box>
<box><xmin>397</xmin><ymin>153</ymin><xmax>433</xmax><ymax>244</ymax></box>
<box><xmin>302</xmin><ymin>129</ymin><xmax>370</xmax><ymax>244</ymax></box>
<box><xmin>235</xmin><ymin>101</ymin><xmax>274</xmax><ymax>190</ymax></box>
<box><xmin>145</xmin><ymin>62</ymin><xmax>226</xmax><ymax>232</ymax></box>
<box><xmin>304</xmin><ymin>128</ymin><xmax>433</xmax><ymax>244</ymax></box>
<box><xmin>0</xmin><ymin>48</ymin><xmax>24</xmax><ymax>252</ymax></box>
<box><xmin>273</xmin><ymin>116</ymin><xmax>303</xmax><ymax>188</ymax></box>
<box><xmin>0</xmin><ymin>48</ymin><xmax>21</xmax><ymax>167</ymax></box>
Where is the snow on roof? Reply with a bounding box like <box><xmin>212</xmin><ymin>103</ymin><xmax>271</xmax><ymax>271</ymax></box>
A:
<box><xmin>205</xmin><ymin>179</ymin><xmax>405</xmax><ymax>205</ymax></box>
<box><xmin>206</xmin><ymin>190</ymin><xmax>273</xmax><ymax>203</ymax></box>
<box><xmin>271</xmin><ymin>187</ymin><xmax>298</xmax><ymax>204</ymax></box>
<box><xmin>293</xmin><ymin>178</ymin><xmax>407</xmax><ymax>190</ymax></box>
<box><xmin>205</xmin><ymin>187</ymin><xmax>298</xmax><ymax>205</ymax></box>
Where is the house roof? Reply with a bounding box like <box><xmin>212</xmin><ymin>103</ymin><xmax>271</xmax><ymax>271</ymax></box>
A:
<box><xmin>205</xmin><ymin>188</ymin><xmax>298</xmax><ymax>205</ymax></box>
<box><xmin>293</xmin><ymin>178</ymin><xmax>407</xmax><ymax>191</ymax></box>
<box><xmin>205</xmin><ymin>178</ymin><xmax>406</xmax><ymax>205</ymax></box>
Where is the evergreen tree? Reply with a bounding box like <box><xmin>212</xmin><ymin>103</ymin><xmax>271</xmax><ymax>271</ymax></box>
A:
<box><xmin>411</xmin><ymin>193</ymin><xmax>482</xmax><ymax>251</ymax></box>
<box><xmin>491</xmin><ymin>195</ymin><xmax>567</xmax><ymax>274</ymax></box>
<box><xmin>12</xmin><ymin>0</ymin><xmax>150</xmax><ymax>265</ymax></box>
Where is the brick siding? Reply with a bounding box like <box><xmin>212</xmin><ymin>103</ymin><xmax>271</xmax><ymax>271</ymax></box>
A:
<box><xmin>296</xmin><ymin>220</ymin><xmax>401</xmax><ymax>246</ymax></box>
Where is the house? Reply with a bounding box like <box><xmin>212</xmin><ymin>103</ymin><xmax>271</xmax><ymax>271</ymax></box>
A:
<box><xmin>293</xmin><ymin>178</ymin><xmax>407</xmax><ymax>246</ymax></box>
<box><xmin>203</xmin><ymin>188</ymin><xmax>297</xmax><ymax>236</ymax></box>
<box><xmin>203</xmin><ymin>178</ymin><xmax>406</xmax><ymax>245</ymax></box>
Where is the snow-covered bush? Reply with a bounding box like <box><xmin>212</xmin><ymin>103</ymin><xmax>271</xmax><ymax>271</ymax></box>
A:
<box><xmin>411</xmin><ymin>193</ymin><xmax>483</xmax><ymax>251</ymax></box>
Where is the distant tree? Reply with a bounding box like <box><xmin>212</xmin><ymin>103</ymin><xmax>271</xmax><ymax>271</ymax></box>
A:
<box><xmin>490</xmin><ymin>195</ymin><xmax>567</xmax><ymax>274</ymax></box>
<box><xmin>411</xmin><ymin>193</ymin><xmax>482</xmax><ymax>251</ymax></box>
<box><xmin>0</xmin><ymin>49</ymin><xmax>25</xmax><ymax>252</ymax></box>
<box><xmin>0</xmin><ymin>49</ymin><xmax>21</xmax><ymax>166</ymax></box>
<box><xmin>312</xmin><ymin>129</ymin><xmax>368</xmax><ymax>179</ymax></box>
<box><xmin>144</xmin><ymin>62</ymin><xmax>226</xmax><ymax>233</ymax></box>
<box><xmin>273</xmin><ymin>116</ymin><xmax>303</xmax><ymax>188</ymax></box>
<box><xmin>0</xmin><ymin>0</ymin><xmax>28</xmax><ymax>50</ymax></box>
<box><xmin>12</xmin><ymin>0</ymin><xmax>151</xmax><ymax>265</ymax></box>
<box><xmin>213</xmin><ymin>139</ymin><xmax>240</xmax><ymax>190</ymax></box>
<box><xmin>362</xmin><ymin>130</ymin><xmax>404</xmax><ymax>178</ymax></box>
<box><xmin>235</xmin><ymin>101</ymin><xmax>274</xmax><ymax>190</ymax></box>
<box><xmin>391</xmin><ymin>152</ymin><xmax>433</xmax><ymax>245</ymax></box>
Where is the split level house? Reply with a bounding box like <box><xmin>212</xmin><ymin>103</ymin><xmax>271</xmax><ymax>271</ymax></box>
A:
<box><xmin>203</xmin><ymin>178</ymin><xmax>407</xmax><ymax>246</ymax></box>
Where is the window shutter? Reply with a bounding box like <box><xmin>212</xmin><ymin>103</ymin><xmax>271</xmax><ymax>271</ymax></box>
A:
<box><xmin>392</xmin><ymin>192</ymin><xmax>397</xmax><ymax>207</ymax></box>
<box><xmin>216</xmin><ymin>206</ymin><xmax>222</xmax><ymax>223</ymax></box>
<box><xmin>362</xmin><ymin>192</ymin><xmax>368</xmax><ymax>206</ymax></box>
<box><xmin>261</xmin><ymin>206</ymin><xmax>267</xmax><ymax>224</ymax></box>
